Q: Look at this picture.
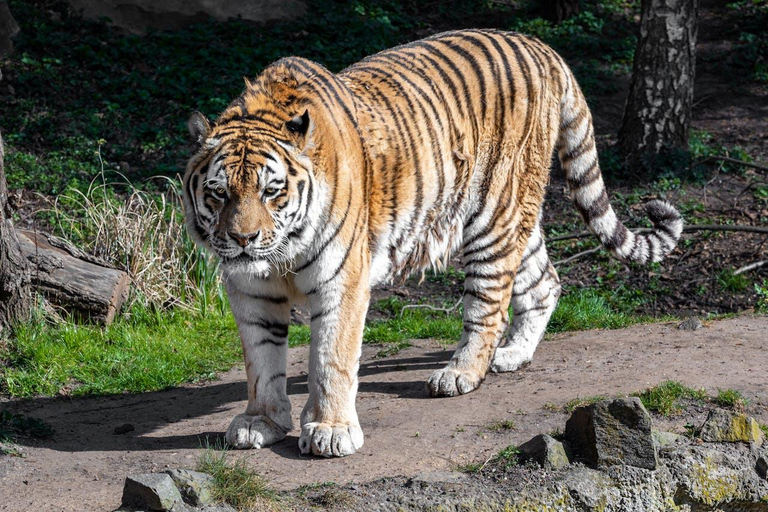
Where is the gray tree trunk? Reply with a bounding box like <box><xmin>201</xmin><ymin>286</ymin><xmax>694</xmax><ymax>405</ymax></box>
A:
<box><xmin>543</xmin><ymin>0</ymin><xmax>580</xmax><ymax>24</ymax></box>
<box><xmin>0</xmin><ymin>1</ymin><xmax>20</xmax><ymax>57</ymax></box>
<box><xmin>618</xmin><ymin>0</ymin><xmax>699</xmax><ymax>174</ymax></box>
<box><xmin>0</xmin><ymin>131</ymin><xmax>32</xmax><ymax>331</ymax></box>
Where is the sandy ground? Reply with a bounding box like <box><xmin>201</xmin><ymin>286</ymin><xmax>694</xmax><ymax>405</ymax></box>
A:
<box><xmin>1</xmin><ymin>315</ymin><xmax>767</xmax><ymax>511</ymax></box>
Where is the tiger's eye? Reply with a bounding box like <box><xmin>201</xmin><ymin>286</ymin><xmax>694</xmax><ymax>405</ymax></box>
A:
<box><xmin>264</xmin><ymin>187</ymin><xmax>278</xmax><ymax>196</ymax></box>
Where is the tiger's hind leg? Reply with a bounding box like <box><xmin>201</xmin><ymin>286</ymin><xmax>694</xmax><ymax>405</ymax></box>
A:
<box><xmin>490</xmin><ymin>221</ymin><xmax>561</xmax><ymax>373</ymax></box>
<box><xmin>426</xmin><ymin>226</ymin><xmax>519</xmax><ymax>397</ymax></box>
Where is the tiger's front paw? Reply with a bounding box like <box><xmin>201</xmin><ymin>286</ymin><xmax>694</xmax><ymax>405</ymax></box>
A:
<box><xmin>298</xmin><ymin>422</ymin><xmax>364</xmax><ymax>457</ymax></box>
<box><xmin>225</xmin><ymin>414</ymin><xmax>288</xmax><ymax>449</ymax></box>
<box><xmin>427</xmin><ymin>367</ymin><xmax>483</xmax><ymax>397</ymax></box>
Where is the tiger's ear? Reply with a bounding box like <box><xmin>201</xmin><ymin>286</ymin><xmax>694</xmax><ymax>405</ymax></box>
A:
<box><xmin>285</xmin><ymin>109</ymin><xmax>311</xmax><ymax>137</ymax></box>
<box><xmin>188</xmin><ymin>112</ymin><xmax>211</xmax><ymax>144</ymax></box>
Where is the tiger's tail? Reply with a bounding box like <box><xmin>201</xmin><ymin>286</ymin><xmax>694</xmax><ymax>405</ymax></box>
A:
<box><xmin>555</xmin><ymin>75</ymin><xmax>683</xmax><ymax>264</ymax></box>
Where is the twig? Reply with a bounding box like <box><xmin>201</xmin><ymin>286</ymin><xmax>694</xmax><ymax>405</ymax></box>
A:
<box><xmin>733</xmin><ymin>260</ymin><xmax>768</xmax><ymax>276</ymax></box>
<box><xmin>399</xmin><ymin>297</ymin><xmax>462</xmax><ymax>318</ymax></box>
<box><xmin>553</xmin><ymin>246</ymin><xmax>601</xmax><ymax>267</ymax></box>
<box><xmin>549</xmin><ymin>224</ymin><xmax>768</xmax><ymax>243</ymax></box>
<box><xmin>695</xmin><ymin>156</ymin><xmax>768</xmax><ymax>173</ymax></box>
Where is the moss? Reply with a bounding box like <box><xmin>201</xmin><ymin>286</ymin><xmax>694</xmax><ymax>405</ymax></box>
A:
<box><xmin>502</xmin><ymin>488</ymin><xmax>573</xmax><ymax>511</ymax></box>
<box><xmin>689</xmin><ymin>457</ymin><xmax>740</xmax><ymax>506</ymax></box>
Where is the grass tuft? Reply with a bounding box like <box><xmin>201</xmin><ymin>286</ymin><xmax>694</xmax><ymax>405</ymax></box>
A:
<box><xmin>564</xmin><ymin>395</ymin><xmax>609</xmax><ymax>413</ymax></box>
<box><xmin>483</xmin><ymin>419</ymin><xmax>517</xmax><ymax>433</ymax></box>
<box><xmin>634</xmin><ymin>380</ymin><xmax>708</xmax><ymax>416</ymax></box>
<box><xmin>51</xmin><ymin>168</ymin><xmax>222</xmax><ymax>311</ymax></box>
<box><xmin>197</xmin><ymin>443</ymin><xmax>280</xmax><ymax>511</ymax></box>
<box><xmin>713</xmin><ymin>388</ymin><xmax>749</xmax><ymax>409</ymax></box>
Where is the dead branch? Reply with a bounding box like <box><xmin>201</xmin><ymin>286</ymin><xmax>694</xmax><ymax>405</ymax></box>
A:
<box><xmin>733</xmin><ymin>260</ymin><xmax>768</xmax><ymax>276</ymax></box>
<box><xmin>553</xmin><ymin>246</ymin><xmax>601</xmax><ymax>267</ymax></box>
<box><xmin>695</xmin><ymin>156</ymin><xmax>768</xmax><ymax>173</ymax></box>
<box><xmin>399</xmin><ymin>297</ymin><xmax>462</xmax><ymax>318</ymax></box>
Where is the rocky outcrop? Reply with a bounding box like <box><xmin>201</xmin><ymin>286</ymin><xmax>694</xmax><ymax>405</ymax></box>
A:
<box><xmin>518</xmin><ymin>434</ymin><xmax>569</xmax><ymax>470</ymax></box>
<box><xmin>119</xmin><ymin>470</ymin><xmax>231</xmax><ymax>512</ymax></box>
<box><xmin>65</xmin><ymin>0</ymin><xmax>306</xmax><ymax>34</ymax></box>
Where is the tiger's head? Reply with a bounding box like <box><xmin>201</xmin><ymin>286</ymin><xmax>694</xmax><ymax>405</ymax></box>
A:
<box><xmin>182</xmin><ymin>64</ymin><xmax>323</xmax><ymax>278</ymax></box>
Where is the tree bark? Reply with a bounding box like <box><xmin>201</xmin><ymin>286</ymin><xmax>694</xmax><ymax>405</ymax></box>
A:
<box><xmin>542</xmin><ymin>0</ymin><xmax>580</xmax><ymax>24</ymax></box>
<box><xmin>0</xmin><ymin>0</ymin><xmax>20</xmax><ymax>58</ymax></box>
<box><xmin>618</xmin><ymin>0</ymin><xmax>699</xmax><ymax>174</ymax></box>
<box><xmin>0</xmin><ymin>131</ymin><xmax>32</xmax><ymax>331</ymax></box>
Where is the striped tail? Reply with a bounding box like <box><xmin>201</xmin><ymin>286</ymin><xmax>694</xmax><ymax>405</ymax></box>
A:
<box><xmin>556</xmin><ymin>78</ymin><xmax>683</xmax><ymax>264</ymax></box>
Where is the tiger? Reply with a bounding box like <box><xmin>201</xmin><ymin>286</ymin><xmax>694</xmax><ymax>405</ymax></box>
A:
<box><xmin>182</xmin><ymin>29</ymin><xmax>683</xmax><ymax>458</ymax></box>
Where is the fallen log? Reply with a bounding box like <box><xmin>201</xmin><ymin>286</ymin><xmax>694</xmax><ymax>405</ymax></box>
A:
<box><xmin>16</xmin><ymin>229</ymin><xmax>130</xmax><ymax>325</ymax></box>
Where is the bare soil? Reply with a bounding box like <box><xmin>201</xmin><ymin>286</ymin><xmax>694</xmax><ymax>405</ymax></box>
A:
<box><xmin>1</xmin><ymin>315</ymin><xmax>766</xmax><ymax>511</ymax></box>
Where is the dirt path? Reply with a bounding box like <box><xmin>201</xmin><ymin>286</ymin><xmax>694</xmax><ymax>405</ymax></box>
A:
<box><xmin>2</xmin><ymin>315</ymin><xmax>767</xmax><ymax>511</ymax></box>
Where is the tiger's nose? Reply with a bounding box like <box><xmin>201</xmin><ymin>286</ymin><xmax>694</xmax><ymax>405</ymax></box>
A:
<box><xmin>228</xmin><ymin>230</ymin><xmax>260</xmax><ymax>248</ymax></box>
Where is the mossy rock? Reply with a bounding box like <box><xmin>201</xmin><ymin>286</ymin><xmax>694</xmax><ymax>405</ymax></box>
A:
<box><xmin>699</xmin><ymin>408</ymin><xmax>765</xmax><ymax>446</ymax></box>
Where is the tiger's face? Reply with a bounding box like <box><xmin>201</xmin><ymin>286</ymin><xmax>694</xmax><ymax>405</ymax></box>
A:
<box><xmin>183</xmin><ymin>108</ymin><xmax>317</xmax><ymax>276</ymax></box>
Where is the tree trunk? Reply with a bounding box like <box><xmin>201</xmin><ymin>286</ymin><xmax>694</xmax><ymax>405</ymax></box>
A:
<box><xmin>618</xmin><ymin>0</ymin><xmax>699</xmax><ymax>174</ymax></box>
<box><xmin>0</xmin><ymin>0</ymin><xmax>20</xmax><ymax>58</ymax></box>
<box><xmin>542</xmin><ymin>0</ymin><xmax>580</xmax><ymax>24</ymax></box>
<box><xmin>0</xmin><ymin>131</ymin><xmax>32</xmax><ymax>331</ymax></box>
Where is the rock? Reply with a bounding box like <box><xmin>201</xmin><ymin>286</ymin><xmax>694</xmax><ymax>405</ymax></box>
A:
<box><xmin>652</xmin><ymin>429</ymin><xmax>686</xmax><ymax>448</ymax></box>
<box><xmin>65</xmin><ymin>0</ymin><xmax>306</xmax><ymax>34</ymax></box>
<box><xmin>565</xmin><ymin>397</ymin><xmax>657</xmax><ymax>470</ymax></box>
<box><xmin>114</xmin><ymin>423</ymin><xmax>135</xmax><ymax>435</ymax></box>
<box><xmin>518</xmin><ymin>434</ymin><xmax>570</xmax><ymax>469</ymax></box>
<box><xmin>677</xmin><ymin>317</ymin><xmax>703</xmax><ymax>331</ymax></box>
<box><xmin>698</xmin><ymin>408</ymin><xmax>765</xmax><ymax>446</ymax></box>
<box><xmin>165</xmin><ymin>469</ymin><xmax>215</xmax><ymax>506</ymax></box>
<box><xmin>121</xmin><ymin>473</ymin><xmax>183</xmax><ymax>511</ymax></box>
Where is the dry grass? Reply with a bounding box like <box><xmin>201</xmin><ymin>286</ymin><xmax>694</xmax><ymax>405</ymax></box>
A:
<box><xmin>51</xmin><ymin>166</ymin><xmax>220</xmax><ymax>310</ymax></box>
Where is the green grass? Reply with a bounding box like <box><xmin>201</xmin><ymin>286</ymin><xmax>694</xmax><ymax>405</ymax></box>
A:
<box><xmin>563</xmin><ymin>395</ymin><xmax>610</xmax><ymax>413</ymax></box>
<box><xmin>760</xmin><ymin>424</ymin><xmax>768</xmax><ymax>437</ymax></box>
<box><xmin>717</xmin><ymin>270</ymin><xmax>750</xmax><ymax>293</ymax></box>
<box><xmin>460</xmin><ymin>445</ymin><xmax>521</xmax><ymax>473</ymax></box>
<box><xmin>483</xmin><ymin>419</ymin><xmax>516</xmax><ymax>433</ymax></box>
<box><xmin>547</xmin><ymin>289</ymin><xmax>660</xmax><ymax>333</ymax></box>
<box><xmin>633</xmin><ymin>380</ymin><xmax>708</xmax><ymax>416</ymax></box>
<box><xmin>197</xmin><ymin>443</ymin><xmax>280</xmax><ymax>511</ymax></box>
<box><xmin>713</xmin><ymin>388</ymin><xmax>749</xmax><ymax>409</ymax></box>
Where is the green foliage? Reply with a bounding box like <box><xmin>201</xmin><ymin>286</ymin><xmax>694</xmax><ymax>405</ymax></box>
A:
<box><xmin>0</xmin><ymin>409</ymin><xmax>54</xmax><ymax>443</ymax></box>
<box><xmin>713</xmin><ymin>388</ymin><xmax>748</xmax><ymax>409</ymax></box>
<box><xmin>459</xmin><ymin>445</ymin><xmax>521</xmax><ymax>473</ymax></box>
<box><xmin>197</xmin><ymin>443</ymin><xmax>280</xmax><ymax>510</ymax></box>
<box><xmin>634</xmin><ymin>380</ymin><xmax>708</xmax><ymax>416</ymax></box>
<box><xmin>0</xmin><ymin>303</ymin><xmax>241</xmax><ymax>397</ymax></box>
<box><xmin>3</xmin><ymin>0</ymin><xmax>516</xmax><ymax>186</ymax></box>
<box><xmin>755</xmin><ymin>280</ymin><xmax>768</xmax><ymax>313</ymax></box>
<box><xmin>547</xmin><ymin>288</ymin><xmax>657</xmax><ymax>333</ymax></box>
<box><xmin>717</xmin><ymin>270</ymin><xmax>750</xmax><ymax>293</ymax></box>
<box><xmin>364</xmin><ymin>298</ymin><xmax>463</xmax><ymax>344</ymax></box>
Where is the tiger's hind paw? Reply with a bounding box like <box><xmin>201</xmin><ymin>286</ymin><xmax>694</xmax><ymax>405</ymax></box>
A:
<box><xmin>225</xmin><ymin>414</ymin><xmax>287</xmax><ymax>449</ymax></box>
<box><xmin>490</xmin><ymin>346</ymin><xmax>533</xmax><ymax>373</ymax></box>
<box><xmin>426</xmin><ymin>367</ymin><xmax>483</xmax><ymax>397</ymax></box>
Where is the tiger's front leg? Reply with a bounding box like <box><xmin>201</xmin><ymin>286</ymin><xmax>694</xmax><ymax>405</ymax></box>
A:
<box><xmin>297</xmin><ymin>246</ymin><xmax>369</xmax><ymax>457</ymax></box>
<box><xmin>224</xmin><ymin>279</ymin><xmax>293</xmax><ymax>449</ymax></box>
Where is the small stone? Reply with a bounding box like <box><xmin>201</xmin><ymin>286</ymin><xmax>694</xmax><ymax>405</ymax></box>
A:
<box><xmin>121</xmin><ymin>473</ymin><xmax>182</xmax><ymax>511</ymax></box>
<box><xmin>698</xmin><ymin>408</ymin><xmax>764</xmax><ymax>446</ymax></box>
<box><xmin>165</xmin><ymin>469</ymin><xmax>216</xmax><ymax>506</ymax></box>
<box><xmin>114</xmin><ymin>423</ymin><xmax>135</xmax><ymax>435</ymax></box>
<box><xmin>652</xmin><ymin>429</ymin><xmax>686</xmax><ymax>448</ymax></box>
<box><xmin>565</xmin><ymin>397</ymin><xmax>657</xmax><ymax>470</ymax></box>
<box><xmin>677</xmin><ymin>317</ymin><xmax>703</xmax><ymax>331</ymax></box>
<box><xmin>518</xmin><ymin>434</ymin><xmax>570</xmax><ymax>469</ymax></box>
